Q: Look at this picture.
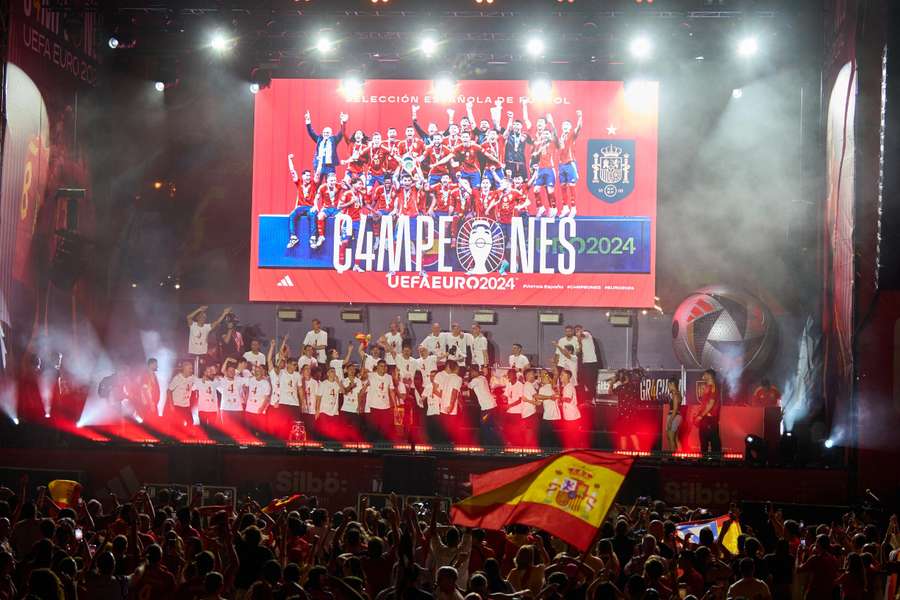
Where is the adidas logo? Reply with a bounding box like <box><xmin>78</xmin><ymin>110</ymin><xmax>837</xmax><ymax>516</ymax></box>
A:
<box><xmin>276</xmin><ymin>275</ymin><xmax>295</xmax><ymax>287</ymax></box>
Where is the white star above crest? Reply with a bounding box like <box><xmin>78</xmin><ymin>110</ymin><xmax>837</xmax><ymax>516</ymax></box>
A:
<box><xmin>606</xmin><ymin>124</ymin><xmax>618</xmax><ymax>135</ymax></box>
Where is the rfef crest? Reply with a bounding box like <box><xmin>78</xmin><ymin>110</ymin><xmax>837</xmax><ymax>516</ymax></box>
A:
<box><xmin>587</xmin><ymin>139</ymin><xmax>635</xmax><ymax>203</ymax></box>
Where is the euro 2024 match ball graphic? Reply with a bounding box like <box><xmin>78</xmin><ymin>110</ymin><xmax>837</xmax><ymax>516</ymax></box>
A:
<box><xmin>671</xmin><ymin>286</ymin><xmax>778</xmax><ymax>375</ymax></box>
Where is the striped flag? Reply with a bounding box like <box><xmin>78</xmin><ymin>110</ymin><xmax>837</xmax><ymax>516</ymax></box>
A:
<box><xmin>451</xmin><ymin>450</ymin><xmax>633</xmax><ymax>551</ymax></box>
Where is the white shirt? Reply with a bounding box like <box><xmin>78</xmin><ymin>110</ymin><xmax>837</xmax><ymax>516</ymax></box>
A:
<box><xmin>317</xmin><ymin>380</ymin><xmax>341</xmax><ymax>416</ymax></box>
<box><xmin>508</xmin><ymin>353</ymin><xmax>530</xmax><ymax>371</ymax></box>
<box><xmin>396</xmin><ymin>355</ymin><xmax>418</xmax><ymax>383</ymax></box>
<box><xmin>556</xmin><ymin>335</ymin><xmax>581</xmax><ymax>359</ymax></box>
<box><xmin>468</xmin><ymin>334</ymin><xmax>489</xmax><ymax>366</ymax></box>
<box><xmin>423</xmin><ymin>375</ymin><xmax>438</xmax><ymax>414</ymax></box>
<box><xmin>521</xmin><ymin>380</ymin><xmax>539</xmax><ymax>418</ymax></box>
<box><xmin>301</xmin><ymin>378</ymin><xmax>318</xmax><ymax>414</ymax></box>
<box><xmin>246</xmin><ymin>377</ymin><xmax>271</xmax><ymax>414</ymax></box>
<box><xmin>193</xmin><ymin>378</ymin><xmax>218</xmax><ymax>412</ymax></box>
<box><xmin>278</xmin><ymin>370</ymin><xmax>301</xmax><ymax>406</ymax></box>
<box><xmin>361</xmin><ymin>353</ymin><xmax>379</xmax><ymax>373</ymax></box>
<box><xmin>188</xmin><ymin>323</ymin><xmax>212</xmax><ymax>355</ymax></box>
<box><xmin>341</xmin><ymin>377</ymin><xmax>363</xmax><ymax>413</ymax></box>
<box><xmin>168</xmin><ymin>373</ymin><xmax>194</xmax><ymax>408</ymax></box>
<box><xmin>329</xmin><ymin>359</ymin><xmax>346</xmax><ymax>376</ymax></box>
<box><xmin>303</xmin><ymin>329</ymin><xmax>328</xmax><ymax>363</ymax></box>
<box><xmin>540</xmin><ymin>383</ymin><xmax>560</xmax><ymax>420</ymax></box>
<box><xmin>383</xmin><ymin>332</ymin><xmax>404</xmax><ymax>365</ymax></box>
<box><xmin>437</xmin><ymin>371</ymin><xmax>463</xmax><ymax>415</ymax></box>
<box><xmin>557</xmin><ymin>353</ymin><xmax>578</xmax><ymax>385</ymax></box>
<box><xmin>243</xmin><ymin>350</ymin><xmax>266</xmax><ymax>368</ymax></box>
<box><xmin>417</xmin><ymin>355</ymin><xmax>438</xmax><ymax>378</ymax></box>
<box><xmin>298</xmin><ymin>356</ymin><xmax>319</xmax><ymax>371</ymax></box>
<box><xmin>445</xmin><ymin>333</ymin><xmax>468</xmax><ymax>363</ymax></box>
<box><xmin>217</xmin><ymin>376</ymin><xmax>247</xmax><ymax>412</ymax></box>
<box><xmin>579</xmin><ymin>332</ymin><xmax>597</xmax><ymax>364</ymax></box>
<box><xmin>560</xmin><ymin>382</ymin><xmax>580</xmax><ymax>420</ymax></box>
<box><xmin>506</xmin><ymin>380</ymin><xmax>524</xmax><ymax>414</ymax></box>
<box><xmin>365</xmin><ymin>372</ymin><xmax>394</xmax><ymax>410</ymax></box>
<box><xmin>468</xmin><ymin>375</ymin><xmax>496</xmax><ymax>411</ymax></box>
<box><xmin>422</xmin><ymin>333</ymin><xmax>446</xmax><ymax>356</ymax></box>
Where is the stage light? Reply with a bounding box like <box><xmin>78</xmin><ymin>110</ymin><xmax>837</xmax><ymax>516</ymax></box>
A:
<box><xmin>629</xmin><ymin>36</ymin><xmax>653</xmax><ymax>60</ymax></box>
<box><xmin>473</xmin><ymin>310</ymin><xmax>496</xmax><ymax>325</ymax></box>
<box><xmin>76</xmin><ymin>421</ymin><xmax>83</xmax><ymax>429</ymax></box>
<box><xmin>641</xmin><ymin>309</ymin><xmax>648</xmax><ymax>315</ymax></box>
<box><xmin>407</xmin><ymin>310</ymin><xmax>431</xmax><ymax>324</ymax></box>
<box><xmin>525</xmin><ymin>36</ymin><xmax>545</xmax><ymax>57</ymax></box>
<box><xmin>529</xmin><ymin>78</ymin><xmax>553</xmax><ymax>103</ymax></box>
<box><xmin>732</xmin><ymin>88</ymin><xmax>743</xmax><ymax>99</ymax></box>
<box><xmin>12</xmin><ymin>417</ymin><xmax>19</xmax><ymax>425</ymax></box>
<box><xmin>249</xmin><ymin>82</ymin><xmax>260</xmax><ymax>94</ymax></box>
<box><xmin>153</xmin><ymin>180</ymin><xmax>163</xmax><ymax>189</ymax></box>
<box><xmin>154</xmin><ymin>81</ymin><xmax>165</xmax><ymax>92</ymax></box>
<box><xmin>44</xmin><ymin>412</ymin><xmax>51</xmax><ymax>419</ymax></box>
<box><xmin>608</xmin><ymin>311</ymin><xmax>632</xmax><ymax>327</ymax></box>
<box><xmin>277</xmin><ymin>308</ymin><xmax>302</xmax><ymax>321</ymax></box>
<box><xmin>737</xmin><ymin>36</ymin><xmax>759</xmax><ymax>58</ymax></box>
<box><xmin>108</xmin><ymin>36</ymin><xmax>119</xmax><ymax>49</ymax></box>
<box><xmin>420</xmin><ymin>35</ymin><xmax>438</xmax><ymax>57</ymax></box>
<box><xmin>339</xmin><ymin>77</ymin><xmax>364</xmax><ymax>99</ymax></box>
<box><xmin>131</xmin><ymin>282</ymin><xmax>138</xmax><ymax>288</ymax></box>
<box><xmin>433</xmin><ymin>77</ymin><xmax>458</xmax><ymax>102</ymax></box>
<box><xmin>824</xmin><ymin>438</ymin><xmax>834</xmax><ymax>449</ymax></box>
<box><xmin>341</xmin><ymin>308</ymin><xmax>364</xmax><ymax>322</ymax></box>
<box><xmin>316</xmin><ymin>34</ymin><xmax>334</xmax><ymax>54</ymax></box>
<box><xmin>210</xmin><ymin>32</ymin><xmax>230</xmax><ymax>52</ymax></box>
<box><xmin>744</xmin><ymin>434</ymin><xmax>766</xmax><ymax>465</ymax></box>
<box><xmin>538</xmin><ymin>311</ymin><xmax>562</xmax><ymax>325</ymax></box>
<box><xmin>173</xmin><ymin>283</ymin><xmax>181</xmax><ymax>290</ymax></box>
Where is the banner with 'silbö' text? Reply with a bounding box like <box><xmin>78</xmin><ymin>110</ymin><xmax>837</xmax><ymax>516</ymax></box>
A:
<box><xmin>250</xmin><ymin>79</ymin><xmax>658</xmax><ymax>307</ymax></box>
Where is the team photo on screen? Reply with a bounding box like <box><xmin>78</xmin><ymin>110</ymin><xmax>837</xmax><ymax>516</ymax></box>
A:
<box><xmin>251</xmin><ymin>79</ymin><xmax>659</xmax><ymax>307</ymax></box>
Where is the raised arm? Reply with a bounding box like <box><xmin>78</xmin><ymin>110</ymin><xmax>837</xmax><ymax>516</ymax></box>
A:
<box><xmin>305</xmin><ymin>111</ymin><xmax>319</xmax><ymax>142</ymax></box>
<box><xmin>522</xmin><ymin>99</ymin><xmax>532</xmax><ymax>130</ymax></box>
<box><xmin>186</xmin><ymin>306</ymin><xmax>208</xmax><ymax>328</ymax></box>
<box><xmin>266</xmin><ymin>341</ymin><xmax>276</xmax><ymax>371</ymax></box>
<box><xmin>288</xmin><ymin>154</ymin><xmax>299</xmax><ymax>183</ymax></box>
<box><xmin>210</xmin><ymin>307</ymin><xmax>232</xmax><ymax>329</ymax></box>
<box><xmin>502</xmin><ymin>110</ymin><xmax>514</xmax><ymax>138</ymax></box>
<box><xmin>466</xmin><ymin>100</ymin><xmax>476</xmax><ymax>126</ymax></box>
<box><xmin>574</xmin><ymin>109</ymin><xmax>583</xmax><ymax>137</ymax></box>
<box><xmin>412</xmin><ymin>105</ymin><xmax>429</xmax><ymax>140</ymax></box>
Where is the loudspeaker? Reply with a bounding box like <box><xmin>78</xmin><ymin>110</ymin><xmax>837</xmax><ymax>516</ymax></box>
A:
<box><xmin>763</xmin><ymin>406</ymin><xmax>782</xmax><ymax>464</ymax></box>
<box><xmin>382</xmin><ymin>455</ymin><xmax>436</xmax><ymax>496</ymax></box>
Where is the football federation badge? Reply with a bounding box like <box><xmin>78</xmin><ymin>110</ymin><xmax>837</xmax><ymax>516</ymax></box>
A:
<box><xmin>456</xmin><ymin>218</ymin><xmax>505</xmax><ymax>274</ymax></box>
<box><xmin>587</xmin><ymin>140</ymin><xmax>635</xmax><ymax>203</ymax></box>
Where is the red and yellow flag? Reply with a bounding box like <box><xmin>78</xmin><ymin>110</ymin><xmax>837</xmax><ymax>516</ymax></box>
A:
<box><xmin>450</xmin><ymin>450</ymin><xmax>633</xmax><ymax>551</ymax></box>
<box><xmin>47</xmin><ymin>480</ymin><xmax>82</xmax><ymax>508</ymax></box>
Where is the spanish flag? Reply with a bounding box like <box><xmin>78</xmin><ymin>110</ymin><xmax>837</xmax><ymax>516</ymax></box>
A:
<box><xmin>676</xmin><ymin>515</ymin><xmax>742</xmax><ymax>554</ymax></box>
<box><xmin>262</xmin><ymin>493</ymin><xmax>305</xmax><ymax>514</ymax></box>
<box><xmin>47</xmin><ymin>480</ymin><xmax>82</xmax><ymax>508</ymax></box>
<box><xmin>450</xmin><ymin>450</ymin><xmax>633</xmax><ymax>551</ymax></box>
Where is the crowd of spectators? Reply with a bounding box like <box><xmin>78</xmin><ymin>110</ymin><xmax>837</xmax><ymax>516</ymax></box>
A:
<box><xmin>0</xmin><ymin>475</ymin><xmax>898</xmax><ymax>600</ymax></box>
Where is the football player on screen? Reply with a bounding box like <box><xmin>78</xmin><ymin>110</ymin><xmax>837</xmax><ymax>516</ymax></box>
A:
<box><xmin>286</xmin><ymin>153</ymin><xmax>318</xmax><ymax>249</ymax></box>
<box><xmin>556</xmin><ymin>109</ymin><xmax>583</xmax><ymax>217</ymax></box>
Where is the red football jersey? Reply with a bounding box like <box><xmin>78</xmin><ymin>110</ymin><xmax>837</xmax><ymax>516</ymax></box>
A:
<box><xmin>295</xmin><ymin>181</ymin><xmax>317</xmax><ymax>207</ymax></box>
<box><xmin>370</xmin><ymin>184</ymin><xmax>392</xmax><ymax>212</ymax></box>
<box><xmin>495</xmin><ymin>189</ymin><xmax>526</xmax><ymax>223</ymax></box>
<box><xmin>340</xmin><ymin>189</ymin><xmax>365</xmax><ymax>221</ymax></box>
<box><xmin>558</xmin><ymin>130</ymin><xmax>578</xmax><ymax>164</ymax></box>
<box><xmin>315</xmin><ymin>185</ymin><xmax>341</xmax><ymax>209</ymax></box>
<box><xmin>452</xmin><ymin>142</ymin><xmax>482</xmax><ymax>172</ymax></box>
<box><xmin>480</xmin><ymin>139</ymin><xmax>503</xmax><ymax>167</ymax></box>
<box><xmin>425</xmin><ymin>144</ymin><xmax>453</xmax><ymax>176</ymax></box>
<box><xmin>432</xmin><ymin>184</ymin><xmax>461</xmax><ymax>212</ymax></box>
<box><xmin>361</xmin><ymin>144</ymin><xmax>392</xmax><ymax>176</ymax></box>
<box><xmin>393</xmin><ymin>187</ymin><xmax>422</xmax><ymax>217</ymax></box>
<box><xmin>345</xmin><ymin>141</ymin><xmax>369</xmax><ymax>174</ymax></box>
<box><xmin>471</xmin><ymin>189</ymin><xmax>496</xmax><ymax>217</ymax></box>
<box><xmin>398</xmin><ymin>138</ymin><xmax>426</xmax><ymax>160</ymax></box>
<box><xmin>535</xmin><ymin>139</ymin><xmax>557</xmax><ymax>169</ymax></box>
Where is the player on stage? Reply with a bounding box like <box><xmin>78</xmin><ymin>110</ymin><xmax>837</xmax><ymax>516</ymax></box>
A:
<box><xmin>299</xmin><ymin>364</ymin><xmax>318</xmax><ymax>439</ymax></box>
<box><xmin>665</xmin><ymin>377</ymin><xmax>683</xmax><ymax>452</ymax></box>
<box><xmin>694</xmin><ymin>369</ymin><xmax>722</xmax><ymax>456</ymax></box>
<box><xmin>217</xmin><ymin>358</ymin><xmax>247</xmax><ymax>429</ymax></box>
<box><xmin>520</xmin><ymin>369</ymin><xmax>540</xmax><ymax>447</ymax></box>
<box><xmin>340</xmin><ymin>363</ymin><xmax>365</xmax><ymax>440</ymax></box>
<box><xmin>286</xmin><ymin>156</ymin><xmax>317</xmax><ymax>249</ymax></box>
<box><xmin>244</xmin><ymin>365</ymin><xmax>271</xmax><ymax>435</ymax></box>
<box><xmin>537</xmin><ymin>369</ymin><xmax>560</xmax><ymax>447</ymax></box>
<box><xmin>315</xmin><ymin>367</ymin><xmax>341</xmax><ymax>440</ymax></box>
<box><xmin>363</xmin><ymin>359</ymin><xmax>396</xmax><ymax>441</ymax></box>
<box><xmin>434</xmin><ymin>360</ymin><xmax>463</xmax><ymax>444</ymax></box>
<box><xmin>558</xmin><ymin>368</ymin><xmax>582</xmax><ymax>448</ymax></box>
<box><xmin>166</xmin><ymin>361</ymin><xmax>195</xmax><ymax>427</ymax></box>
<box><xmin>468</xmin><ymin>366</ymin><xmax>498</xmax><ymax>447</ymax></box>
<box><xmin>555</xmin><ymin>110</ymin><xmax>582</xmax><ymax>217</ymax></box>
<box><xmin>193</xmin><ymin>363</ymin><xmax>219</xmax><ymax>427</ymax></box>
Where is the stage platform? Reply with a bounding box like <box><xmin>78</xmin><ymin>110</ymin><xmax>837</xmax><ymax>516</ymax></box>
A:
<box><xmin>0</xmin><ymin>431</ymin><xmax>849</xmax><ymax>514</ymax></box>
